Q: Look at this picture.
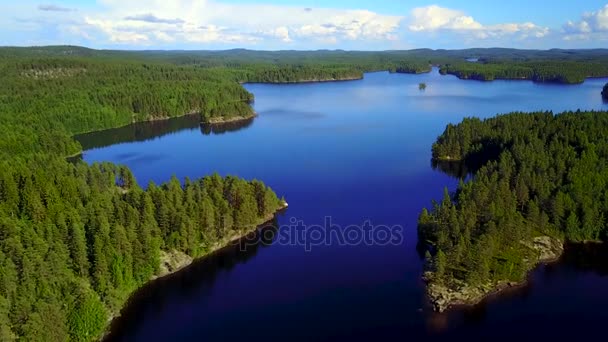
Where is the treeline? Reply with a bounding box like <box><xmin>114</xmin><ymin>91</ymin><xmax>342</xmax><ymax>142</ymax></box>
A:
<box><xmin>0</xmin><ymin>157</ymin><xmax>283</xmax><ymax>341</ymax></box>
<box><xmin>0</xmin><ymin>49</ymin><xmax>288</xmax><ymax>341</ymax></box>
<box><xmin>0</xmin><ymin>58</ymin><xmax>254</xmax><ymax>159</ymax></box>
<box><xmin>228</xmin><ymin>65</ymin><xmax>363</xmax><ymax>83</ymax></box>
<box><xmin>440</xmin><ymin>61</ymin><xmax>608</xmax><ymax>84</ymax></box>
<box><xmin>419</xmin><ymin>111</ymin><xmax>608</xmax><ymax>288</ymax></box>
<box><xmin>389</xmin><ymin>61</ymin><xmax>432</xmax><ymax>74</ymax></box>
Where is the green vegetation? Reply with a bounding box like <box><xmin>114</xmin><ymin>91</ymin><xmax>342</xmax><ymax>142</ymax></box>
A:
<box><xmin>1</xmin><ymin>45</ymin><xmax>608</xmax><ymax>339</ymax></box>
<box><xmin>419</xmin><ymin>82</ymin><xmax>427</xmax><ymax>91</ymax></box>
<box><xmin>439</xmin><ymin>61</ymin><xmax>608</xmax><ymax>84</ymax></box>
<box><xmin>0</xmin><ymin>48</ymin><xmax>289</xmax><ymax>341</ymax></box>
<box><xmin>0</xmin><ymin>157</ymin><xmax>283</xmax><ymax>341</ymax></box>
<box><xmin>420</xmin><ymin>111</ymin><xmax>608</xmax><ymax>290</ymax></box>
<box><xmin>0</xmin><ymin>58</ymin><xmax>257</xmax><ymax>158</ymax></box>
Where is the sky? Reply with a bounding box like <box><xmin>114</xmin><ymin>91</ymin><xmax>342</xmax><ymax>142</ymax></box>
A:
<box><xmin>1</xmin><ymin>0</ymin><xmax>608</xmax><ymax>50</ymax></box>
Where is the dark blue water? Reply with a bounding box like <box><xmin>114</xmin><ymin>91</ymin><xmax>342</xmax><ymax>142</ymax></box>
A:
<box><xmin>80</xmin><ymin>69</ymin><xmax>608</xmax><ymax>341</ymax></box>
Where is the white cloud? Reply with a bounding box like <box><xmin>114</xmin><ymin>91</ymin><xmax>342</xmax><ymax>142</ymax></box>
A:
<box><xmin>38</xmin><ymin>4</ymin><xmax>75</xmax><ymax>12</ymax></box>
<box><xmin>84</xmin><ymin>17</ymin><xmax>150</xmax><ymax>44</ymax></box>
<box><xmin>407</xmin><ymin>5</ymin><xmax>548</xmax><ymax>40</ymax></box>
<box><xmin>4</xmin><ymin>1</ymin><xmax>606</xmax><ymax>49</ymax></box>
<box><xmin>74</xmin><ymin>0</ymin><xmax>403</xmax><ymax>46</ymax></box>
<box><xmin>563</xmin><ymin>4</ymin><xmax>608</xmax><ymax>40</ymax></box>
<box><xmin>409</xmin><ymin>5</ymin><xmax>482</xmax><ymax>31</ymax></box>
<box><xmin>124</xmin><ymin>14</ymin><xmax>184</xmax><ymax>25</ymax></box>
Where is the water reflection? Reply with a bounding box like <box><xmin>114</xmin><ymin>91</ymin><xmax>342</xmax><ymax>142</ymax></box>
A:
<box><xmin>200</xmin><ymin>117</ymin><xmax>254</xmax><ymax>135</ymax></box>
<box><xmin>431</xmin><ymin>159</ymin><xmax>470</xmax><ymax>179</ymax></box>
<box><xmin>560</xmin><ymin>242</ymin><xmax>608</xmax><ymax>276</ymax></box>
<box><xmin>75</xmin><ymin>114</ymin><xmax>201</xmax><ymax>150</ymax></box>
<box><xmin>104</xmin><ymin>219</ymin><xmax>280</xmax><ymax>342</ymax></box>
<box><xmin>74</xmin><ymin>115</ymin><xmax>257</xmax><ymax>151</ymax></box>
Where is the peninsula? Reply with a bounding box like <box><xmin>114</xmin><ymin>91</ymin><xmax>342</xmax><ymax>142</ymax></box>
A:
<box><xmin>420</xmin><ymin>111</ymin><xmax>608</xmax><ymax>311</ymax></box>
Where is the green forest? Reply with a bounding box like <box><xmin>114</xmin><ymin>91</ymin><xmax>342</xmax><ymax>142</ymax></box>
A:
<box><xmin>0</xmin><ymin>48</ymin><xmax>290</xmax><ymax>341</ymax></box>
<box><xmin>0</xmin><ymin>58</ymin><xmax>257</xmax><ymax>159</ymax></box>
<box><xmin>439</xmin><ymin>61</ymin><xmax>608</xmax><ymax>83</ymax></box>
<box><xmin>0</xmin><ymin>157</ymin><xmax>283</xmax><ymax>341</ymax></box>
<box><xmin>1</xmin><ymin>45</ymin><xmax>608</xmax><ymax>340</ymax></box>
<box><xmin>420</xmin><ymin>111</ymin><xmax>608</xmax><ymax>289</ymax></box>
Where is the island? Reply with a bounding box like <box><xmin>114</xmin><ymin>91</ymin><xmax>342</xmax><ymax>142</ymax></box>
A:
<box><xmin>603</xmin><ymin>83</ymin><xmax>608</xmax><ymax>99</ymax></box>
<box><xmin>419</xmin><ymin>111</ymin><xmax>608</xmax><ymax>312</ymax></box>
<box><xmin>439</xmin><ymin>60</ymin><xmax>608</xmax><ymax>84</ymax></box>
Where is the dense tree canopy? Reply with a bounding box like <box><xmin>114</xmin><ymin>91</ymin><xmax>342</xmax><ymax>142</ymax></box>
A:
<box><xmin>420</xmin><ymin>111</ymin><xmax>608</xmax><ymax>288</ymax></box>
<box><xmin>0</xmin><ymin>157</ymin><xmax>282</xmax><ymax>341</ymax></box>
<box><xmin>0</xmin><ymin>58</ymin><xmax>257</xmax><ymax>158</ymax></box>
<box><xmin>439</xmin><ymin>61</ymin><xmax>608</xmax><ymax>84</ymax></box>
<box><xmin>1</xmin><ymin>45</ymin><xmax>608</xmax><ymax>340</ymax></box>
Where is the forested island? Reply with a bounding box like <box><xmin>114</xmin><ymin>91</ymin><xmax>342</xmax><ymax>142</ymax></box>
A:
<box><xmin>419</xmin><ymin>111</ymin><xmax>608</xmax><ymax>311</ymax></box>
<box><xmin>603</xmin><ymin>83</ymin><xmax>608</xmax><ymax>99</ymax></box>
<box><xmin>439</xmin><ymin>62</ymin><xmax>608</xmax><ymax>83</ymax></box>
<box><xmin>1</xmin><ymin>46</ymin><xmax>608</xmax><ymax>340</ymax></box>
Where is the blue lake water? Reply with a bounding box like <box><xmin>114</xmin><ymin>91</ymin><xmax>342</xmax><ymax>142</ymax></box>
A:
<box><xmin>79</xmin><ymin>69</ymin><xmax>608</xmax><ymax>341</ymax></box>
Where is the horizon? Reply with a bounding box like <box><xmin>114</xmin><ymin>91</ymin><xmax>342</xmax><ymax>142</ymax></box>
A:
<box><xmin>1</xmin><ymin>1</ymin><xmax>607</xmax><ymax>50</ymax></box>
<box><xmin>4</xmin><ymin>44</ymin><xmax>608</xmax><ymax>52</ymax></box>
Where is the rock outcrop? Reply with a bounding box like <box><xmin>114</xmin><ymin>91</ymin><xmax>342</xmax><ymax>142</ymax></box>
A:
<box><xmin>157</xmin><ymin>250</ymin><xmax>193</xmax><ymax>278</ymax></box>
<box><xmin>426</xmin><ymin>235</ymin><xmax>563</xmax><ymax>312</ymax></box>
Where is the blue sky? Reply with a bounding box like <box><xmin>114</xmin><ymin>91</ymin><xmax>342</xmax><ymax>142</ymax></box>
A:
<box><xmin>1</xmin><ymin>0</ymin><xmax>607</xmax><ymax>50</ymax></box>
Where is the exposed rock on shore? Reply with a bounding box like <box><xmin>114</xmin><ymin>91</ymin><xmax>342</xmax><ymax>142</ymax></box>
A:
<box><xmin>426</xmin><ymin>235</ymin><xmax>563</xmax><ymax>312</ymax></box>
<box><xmin>157</xmin><ymin>250</ymin><xmax>193</xmax><ymax>278</ymax></box>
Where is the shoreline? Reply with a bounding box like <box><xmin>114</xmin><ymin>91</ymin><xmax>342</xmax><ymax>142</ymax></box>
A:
<box><xmin>202</xmin><ymin>112</ymin><xmax>258</xmax><ymax>125</ymax></box>
<box><xmin>154</xmin><ymin>200</ymin><xmax>288</xmax><ymax>280</ymax></box>
<box><xmin>72</xmin><ymin>112</ymin><xmax>202</xmax><ymax>138</ymax></box>
<box><xmin>241</xmin><ymin>76</ymin><xmax>363</xmax><ymax>85</ymax></box>
<box><xmin>441</xmin><ymin>71</ymin><xmax>608</xmax><ymax>85</ymax></box>
<box><xmin>426</xmin><ymin>235</ymin><xmax>564</xmax><ymax>313</ymax></box>
<box><xmin>102</xmin><ymin>200</ymin><xmax>288</xmax><ymax>340</ymax></box>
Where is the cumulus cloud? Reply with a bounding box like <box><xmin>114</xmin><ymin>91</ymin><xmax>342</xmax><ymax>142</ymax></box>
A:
<box><xmin>38</xmin><ymin>4</ymin><xmax>75</xmax><ymax>12</ymax></box>
<box><xmin>124</xmin><ymin>14</ymin><xmax>184</xmax><ymax>25</ymax></box>
<box><xmin>407</xmin><ymin>5</ymin><xmax>548</xmax><ymax>40</ymax></box>
<box><xmin>563</xmin><ymin>4</ymin><xmax>608</xmax><ymax>40</ymax></box>
<box><xmin>409</xmin><ymin>6</ymin><xmax>482</xmax><ymax>31</ymax></box>
<box><xmin>11</xmin><ymin>1</ymin><xmax>603</xmax><ymax>48</ymax></box>
<box><xmin>74</xmin><ymin>0</ymin><xmax>403</xmax><ymax>46</ymax></box>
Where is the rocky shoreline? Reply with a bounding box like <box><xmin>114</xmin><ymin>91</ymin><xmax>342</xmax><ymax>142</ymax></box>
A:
<box><xmin>154</xmin><ymin>199</ymin><xmax>288</xmax><ymax>280</ymax></box>
<box><xmin>426</xmin><ymin>235</ymin><xmax>564</xmax><ymax>312</ymax></box>
<box><xmin>101</xmin><ymin>200</ymin><xmax>288</xmax><ymax>340</ymax></box>
<box><xmin>202</xmin><ymin>113</ymin><xmax>258</xmax><ymax>125</ymax></box>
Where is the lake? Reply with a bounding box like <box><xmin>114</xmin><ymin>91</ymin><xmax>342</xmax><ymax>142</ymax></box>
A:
<box><xmin>77</xmin><ymin>69</ymin><xmax>608</xmax><ymax>341</ymax></box>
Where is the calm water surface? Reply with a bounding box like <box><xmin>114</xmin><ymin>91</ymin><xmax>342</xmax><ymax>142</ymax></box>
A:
<box><xmin>78</xmin><ymin>69</ymin><xmax>608</xmax><ymax>341</ymax></box>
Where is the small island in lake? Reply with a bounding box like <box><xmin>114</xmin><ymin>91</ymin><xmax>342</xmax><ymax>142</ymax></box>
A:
<box><xmin>419</xmin><ymin>82</ymin><xmax>427</xmax><ymax>91</ymax></box>
<box><xmin>603</xmin><ymin>83</ymin><xmax>608</xmax><ymax>100</ymax></box>
<box><xmin>420</xmin><ymin>111</ymin><xmax>608</xmax><ymax>312</ymax></box>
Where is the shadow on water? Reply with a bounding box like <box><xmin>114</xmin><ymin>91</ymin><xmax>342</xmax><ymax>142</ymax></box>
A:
<box><xmin>431</xmin><ymin>159</ymin><xmax>470</xmax><ymax>180</ymax></box>
<box><xmin>74</xmin><ymin>114</ymin><xmax>202</xmax><ymax>150</ymax></box>
<box><xmin>559</xmin><ymin>242</ymin><xmax>608</xmax><ymax>276</ymax></box>
<box><xmin>103</xmin><ymin>219</ymin><xmax>280</xmax><ymax>342</ymax></box>
<box><xmin>74</xmin><ymin>114</ymin><xmax>257</xmax><ymax>151</ymax></box>
<box><xmin>199</xmin><ymin>117</ymin><xmax>254</xmax><ymax>135</ymax></box>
